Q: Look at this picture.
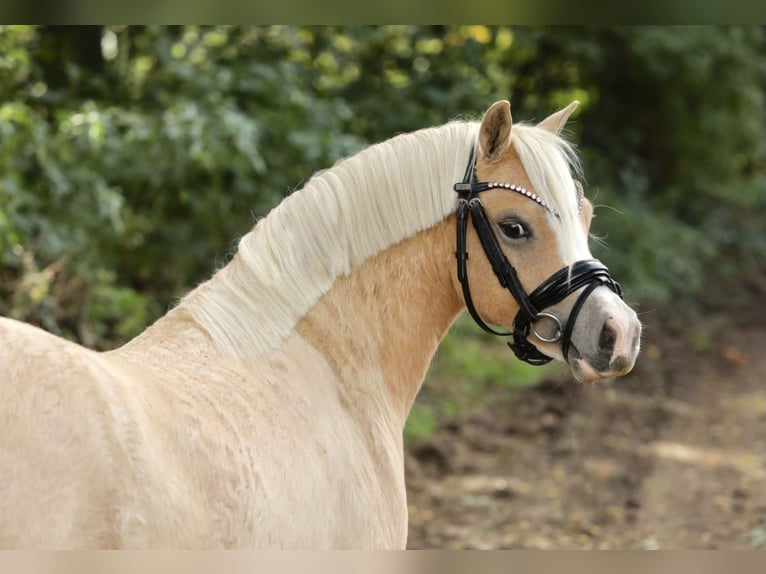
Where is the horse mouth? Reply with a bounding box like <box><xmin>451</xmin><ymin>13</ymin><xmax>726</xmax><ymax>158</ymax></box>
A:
<box><xmin>567</xmin><ymin>343</ymin><xmax>613</xmax><ymax>383</ymax></box>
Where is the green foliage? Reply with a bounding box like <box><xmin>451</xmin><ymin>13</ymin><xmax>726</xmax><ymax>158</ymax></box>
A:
<box><xmin>1</xmin><ymin>25</ymin><xmax>764</xmax><ymax>356</ymax></box>
<box><xmin>572</xmin><ymin>27</ymin><xmax>766</xmax><ymax>306</ymax></box>
<box><xmin>0</xmin><ymin>25</ymin><xmax>370</xmax><ymax>346</ymax></box>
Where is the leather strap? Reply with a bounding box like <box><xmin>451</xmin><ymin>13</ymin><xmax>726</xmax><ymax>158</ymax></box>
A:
<box><xmin>456</xmin><ymin>200</ymin><xmax>510</xmax><ymax>337</ymax></box>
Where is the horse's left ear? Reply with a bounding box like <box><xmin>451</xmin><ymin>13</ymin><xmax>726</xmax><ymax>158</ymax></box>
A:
<box><xmin>478</xmin><ymin>100</ymin><xmax>512</xmax><ymax>160</ymax></box>
<box><xmin>537</xmin><ymin>100</ymin><xmax>580</xmax><ymax>135</ymax></box>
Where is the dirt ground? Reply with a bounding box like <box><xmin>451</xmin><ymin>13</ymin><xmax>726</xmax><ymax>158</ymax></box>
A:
<box><xmin>404</xmin><ymin>308</ymin><xmax>766</xmax><ymax>549</ymax></box>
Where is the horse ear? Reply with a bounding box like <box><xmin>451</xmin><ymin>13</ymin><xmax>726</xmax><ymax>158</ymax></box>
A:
<box><xmin>478</xmin><ymin>100</ymin><xmax>512</xmax><ymax>160</ymax></box>
<box><xmin>537</xmin><ymin>100</ymin><xmax>580</xmax><ymax>135</ymax></box>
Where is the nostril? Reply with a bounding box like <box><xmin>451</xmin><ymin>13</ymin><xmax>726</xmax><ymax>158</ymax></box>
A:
<box><xmin>599</xmin><ymin>321</ymin><xmax>616</xmax><ymax>355</ymax></box>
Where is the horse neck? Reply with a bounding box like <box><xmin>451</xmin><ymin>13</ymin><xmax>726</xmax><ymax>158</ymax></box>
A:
<box><xmin>296</xmin><ymin>217</ymin><xmax>463</xmax><ymax>426</ymax></box>
<box><xmin>176</xmin><ymin>121</ymin><xmax>475</xmax><ymax>360</ymax></box>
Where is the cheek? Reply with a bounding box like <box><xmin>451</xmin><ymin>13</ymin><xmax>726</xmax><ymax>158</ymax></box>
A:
<box><xmin>513</xmin><ymin>229</ymin><xmax>569</xmax><ymax>290</ymax></box>
<box><xmin>461</xmin><ymin>226</ymin><xmax>570</xmax><ymax>327</ymax></box>
<box><xmin>459</xmin><ymin>229</ymin><xmax>522</xmax><ymax>325</ymax></box>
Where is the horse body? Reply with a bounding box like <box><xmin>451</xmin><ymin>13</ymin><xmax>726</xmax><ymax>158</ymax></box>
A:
<box><xmin>0</xmin><ymin>101</ymin><xmax>641</xmax><ymax>548</ymax></box>
<box><xmin>0</xmin><ymin>313</ymin><xmax>406</xmax><ymax>548</ymax></box>
<box><xmin>0</xmin><ymin>219</ymin><xmax>460</xmax><ymax>548</ymax></box>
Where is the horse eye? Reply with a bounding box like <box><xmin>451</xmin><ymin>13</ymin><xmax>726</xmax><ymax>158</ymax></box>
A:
<box><xmin>499</xmin><ymin>221</ymin><xmax>529</xmax><ymax>240</ymax></box>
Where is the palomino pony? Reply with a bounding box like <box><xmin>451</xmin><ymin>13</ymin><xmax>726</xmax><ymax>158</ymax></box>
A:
<box><xmin>0</xmin><ymin>100</ymin><xmax>640</xmax><ymax>548</ymax></box>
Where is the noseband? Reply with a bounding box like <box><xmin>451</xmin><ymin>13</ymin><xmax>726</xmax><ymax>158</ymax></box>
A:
<box><xmin>453</xmin><ymin>146</ymin><xmax>623</xmax><ymax>366</ymax></box>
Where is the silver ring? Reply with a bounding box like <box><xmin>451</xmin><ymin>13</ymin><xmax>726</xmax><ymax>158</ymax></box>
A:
<box><xmin>532</xmin><ymin>312</ymin><xmax>564</xmax><ymax>343</ymax></box>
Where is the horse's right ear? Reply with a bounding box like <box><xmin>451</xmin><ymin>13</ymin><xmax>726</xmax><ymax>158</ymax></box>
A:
<box><xmin>537</xmin><ymin>100</ymin><xmax>579</xmax><ymax>135</ymax></box>
<box><xmin>478</xmin><ymin>100</ymin><xmax>512</xmax><ymax>160</ymax></box>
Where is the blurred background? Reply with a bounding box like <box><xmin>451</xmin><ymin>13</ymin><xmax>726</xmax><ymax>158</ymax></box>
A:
<box><xmin>0</xmin><ymin>25</ymin><xmax>764</xmax><ymax>548</ymax></box>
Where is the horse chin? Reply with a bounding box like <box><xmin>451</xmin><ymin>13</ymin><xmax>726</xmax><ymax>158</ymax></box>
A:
<box><xmin>566</xmin><ymin>344</ymin><xmax>613</xmax><ymax>384</ymax></box>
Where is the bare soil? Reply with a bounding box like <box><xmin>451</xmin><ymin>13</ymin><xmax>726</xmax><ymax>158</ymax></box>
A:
<box><xmin>404</xmin><ymin>310</ymin><xmax>766</xmax><ymax>549</ymax></box>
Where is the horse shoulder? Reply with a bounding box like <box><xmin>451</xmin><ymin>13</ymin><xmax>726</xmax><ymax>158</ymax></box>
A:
<box><xmin>183</xmin><ymin>334</ymin><xmax>406</xmax><ymax>548</ymax></box>
<box><xmin>0</xmin><ymin>317</ymin><xmax>131</xmax><ymax>547</ymax></box>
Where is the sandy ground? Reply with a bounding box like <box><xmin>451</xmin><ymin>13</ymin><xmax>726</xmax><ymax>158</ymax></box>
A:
<box><xmin>404</xmin><ymin>310</ymin><xmax>766</xmax><ymax>549</ymax></box>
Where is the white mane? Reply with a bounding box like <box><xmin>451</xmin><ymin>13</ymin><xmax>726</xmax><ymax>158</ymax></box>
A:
<box><xmin>512</xmin><ymin>123</ymin><xmax>585</xmax><ymax>264</ymax></box>
<box><xmin>182</xmin><ymin>119</ymin><xmax>584</xmax><ymax>357</ymax></box>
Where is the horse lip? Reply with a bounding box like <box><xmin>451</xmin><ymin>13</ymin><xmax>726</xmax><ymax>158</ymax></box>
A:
<box><xmin>567</xmin><ymin>342</ymin><xmax>582</xmax><ymax>361</ymax></box>
<box><xmin>566</xmin><ymin>343</ymin><xmax>588</xmax><ymax>383</ymax></box>
<box><xmin>567</xmin><ymin>344</ymin><xmax>615</xmax><ymax>383</ymax></box>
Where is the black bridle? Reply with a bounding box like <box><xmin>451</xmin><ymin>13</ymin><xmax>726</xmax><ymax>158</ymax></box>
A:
<box><xmin>453</xmin><ymin>146</ymin><xmax>623</xmax><ymax>366</ymax></box>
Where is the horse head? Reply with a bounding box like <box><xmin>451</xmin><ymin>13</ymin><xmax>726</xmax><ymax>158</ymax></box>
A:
<box><xmin>453</xmin><ymin>100</ymin><xmax>641</xmax><ymax>382</ymax></box>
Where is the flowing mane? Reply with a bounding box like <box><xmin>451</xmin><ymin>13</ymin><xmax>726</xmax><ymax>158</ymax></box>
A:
<box><xmin>181</xmin><ymin>120</ymin><xmax>583</xmax><ymax>358</ymax></box>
